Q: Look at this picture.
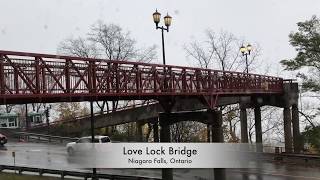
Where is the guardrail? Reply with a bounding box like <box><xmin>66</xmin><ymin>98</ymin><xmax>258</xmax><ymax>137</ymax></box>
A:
<box><xmin>279</xmin><ymin>153</ymin><xmax>320</xmax><ymax>159</ymax></box>
<box><xmin>0</xmin><ymin>165</ymin><xmax>161</xmax><ymax>180</ymax></box>
<box><xmin>12</xmin><ymin>132</ymin><xmax>79</xmax><ymax>143</ymax></box>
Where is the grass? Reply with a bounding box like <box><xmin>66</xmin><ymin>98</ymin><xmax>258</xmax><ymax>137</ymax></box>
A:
<box><xmin>0</xmin><ymin>172</ymin><xmax>71</xmax><ymax>180</ymax></box>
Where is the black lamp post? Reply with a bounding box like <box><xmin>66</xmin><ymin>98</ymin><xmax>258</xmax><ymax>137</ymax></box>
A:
<box><xmin>240</xmin><ymin>44</ymin><xmax>252</xmax><ymax>73</ymax></box>
<box><xmin>152</xmin><ymin>9</ymin><xmax>172</xmax><ymax>65</ymax></box>
<box><xmin>153</xmin><ymin>9</ymin><xmax>173</xmax><ymax>180</ymax></box>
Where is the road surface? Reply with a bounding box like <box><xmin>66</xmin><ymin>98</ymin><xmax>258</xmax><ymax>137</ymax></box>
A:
<box><xmin>0</xmin><ymin>142</ymin><xmax>320</xmax><ymax>180</ymax></box>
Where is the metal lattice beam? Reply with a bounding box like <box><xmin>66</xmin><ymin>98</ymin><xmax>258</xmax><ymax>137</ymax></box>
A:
<box><xmin>0</xmin><ymin>50</ymin><xmax>284</xmax><ymax>105</ymax></box>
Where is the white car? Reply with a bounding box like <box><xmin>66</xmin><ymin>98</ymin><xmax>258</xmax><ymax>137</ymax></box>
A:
<box><xmin>66</xmin><ymin>136</ymin><xmax>111</xmax><ymax>155</ymax></box>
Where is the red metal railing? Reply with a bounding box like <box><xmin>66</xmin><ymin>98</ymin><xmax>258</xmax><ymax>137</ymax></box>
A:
<box><xmin>0</xmin><ymin>50</ymin><xmax>283</xmax><ymax>105</ymax></box>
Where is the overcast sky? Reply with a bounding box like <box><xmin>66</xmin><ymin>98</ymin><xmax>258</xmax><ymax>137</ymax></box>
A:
<box><xmin>0</xmin><ymin>0</ymin><xmax>319</xmax><ymax>78</ymax></box>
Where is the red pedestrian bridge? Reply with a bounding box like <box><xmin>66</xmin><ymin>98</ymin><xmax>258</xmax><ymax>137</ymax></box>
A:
<box><xmin>0</xmin><ymin>50</ymin><xmax>300</xmax><ymax>180</ymax></box>
<box><xmin>0</xmin><ymin>50</ymin><xmax>283</xmax><ymax>107</ymax></box>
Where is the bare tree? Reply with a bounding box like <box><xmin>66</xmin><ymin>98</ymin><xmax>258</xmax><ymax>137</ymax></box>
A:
<box><xmin>88</xmin><ymin>23</ymin><xmax>134</xmax><ymax>60</ymax></box>
<box><xmin>57</xmin><ymin>21</ymin><xmax>157</xmax><ymax>137</ymax></box>
<box><xmin>58</xmin><ymin>22</ymin><xmax>157</xmax><ymax>113</ymax></box>
<box><xmin>184</xmin><ymin>29</ymin><xmax>265</xmax><ymax>143</ymax></box>
<box><xmin>0</xmin><ymin>105</ymin><xmax>14</xmax><ymax>113</ymax></box>
<box><xmin>58</xmin><ymin>37</ymin><xmax>99</xmax><ymax>58</ymax></box>
<box><xmin>246</xmin><ymin>106</ymin><xmax>283</xmax><ymax>144</ymax></box>
<box><xmin>223</xmin><ymin>106</ymin><xmax>241</xmax><ymax>142</ymax></box>
<box><xmin>185</xmin><ymin>29</ymin><xmax>261</xmax><ymax>72</ymax></box>
<box><xmin>88</xmin><ymin>21</ymin><xmax>157</xmax><ymax>63</ymax></box>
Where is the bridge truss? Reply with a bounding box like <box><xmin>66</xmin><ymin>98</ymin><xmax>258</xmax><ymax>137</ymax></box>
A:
<box><xmin>0</xmin><ymin>50</ymin><xmax>283</xmax><ymax>106</ymax></box>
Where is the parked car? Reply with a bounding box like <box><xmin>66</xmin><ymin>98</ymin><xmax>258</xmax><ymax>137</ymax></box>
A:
<box><xmin>66</xmin><ymin>136</ymin><xmax>111</xmax><ymax>155</ymax></box>
<box><xmin>0</xmin><ymin>133</ymin><xmax>8</xmax><ymax>146</ymax></box>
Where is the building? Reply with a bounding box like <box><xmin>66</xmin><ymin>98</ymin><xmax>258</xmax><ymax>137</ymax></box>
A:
<box><xmin>0</xmin><ymin>113</ymin><xmax>19</xmax><ymax>128</ymax></box>
<box><xmin>0</xmin><ymin>111</ymin><xmax>46</xmax><ymax>129</ymax></box>
<box><xmin>27</xmin><ymin>112</ymin><xmax>46</xmax><ymax>126</ymax></box>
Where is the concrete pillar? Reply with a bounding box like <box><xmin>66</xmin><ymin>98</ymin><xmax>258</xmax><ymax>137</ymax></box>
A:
<box><xmin>211</xmin><ymin>111</ymin><xmax>224</xmax><ymax>142</ymax></box>
<box><xmin>207</xmin><ymin>124</ymin><xmax>211</xmax><ymax>142</ymax></box>
<box><xmin>159</xmin><ymin>113</ymin><xmax>173</xmax><ymax>180</ymax></box>
<box><xmin>254</xmin><ymin>107</ymin><xmax>263</xmax><ymax>152</ymax></box>
<box><xmin>292</xmin><ymin>104</ymin><xmax>301</xmax><ymax>153</ymax></box>
<box><xmin>25</xmin><ymin>104</ymin><xmax>29</xmax><ymax>130</ymax></box>
<box><xmin>210</xmin><ymin>110</ymin><xmax>226</xmax><ymax>180</ymax></box>
<box><xmin>283</xmin><ymin>107</ymin><xmax>293</xmax><ymax>153</ymax></box>
<box><xmin>136</xmin><ymin>122</ymin><xmax>143</xmax><ymax>142</ymax></box>
<box><xmin>160</xmin><ymin>117</ymin><xmax>171</xmax><ymax>143</ymax></box>
<box><xmin>153</xmin><ymin>121</ymin><xmax>159</xmax><ymax>142</ymax></box>
<box><xmin>240</xmin><ymin>108</ymin><xmax>249</xmax><ymax>143</ymax></box>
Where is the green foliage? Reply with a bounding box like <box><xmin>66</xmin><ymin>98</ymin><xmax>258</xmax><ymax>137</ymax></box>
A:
<box><xmin>302</xmin><ymin>126</ymin><xmax>320</xmax><ymax>152</ymax></box>
<box><xmin>171</xmin><ymin>121</ymin><xmax>206</xmax><ymax>142</ymax></box>
<box><xmin>110</xmin><ymin>128</ymin><xmax>136</xmax><ymax>142</ymax></box>
<box><xmin>281</xmin><ymin>15</ymin><xmax>320</xmax><ymax>92</ymax></box>
<box><xmin>57</xmin><ymin>102</ymin><xmax>89</xmax><ymax>121</ymax></box>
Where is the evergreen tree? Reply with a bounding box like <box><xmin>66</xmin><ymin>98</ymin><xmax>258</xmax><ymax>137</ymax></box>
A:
<box><xmin>281</xmin><ymin>15</ymin><xmax>320</xmax><ymax>92</ymax></box>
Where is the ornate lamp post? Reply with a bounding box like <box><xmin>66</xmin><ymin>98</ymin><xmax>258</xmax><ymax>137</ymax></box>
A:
<box><xmin>240</xmin><ymin>44</ymin><xmax>252</xmax><ymax>73</ymax></box>
<box><xmin>152</xmin><ymin>9</ymin><xmax>173</xmax><ymax>180</ymax></box>
<box><xmin>152</xmin><ymin>9</ymin><xmax>172</xmax><ymax>65</ymax></box>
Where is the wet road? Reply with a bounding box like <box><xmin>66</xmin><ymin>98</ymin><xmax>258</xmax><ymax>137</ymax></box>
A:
<box><xmin>0</xmin><ymin>142</ymin><xmax>319</xmax><ymax>180</ymax></box>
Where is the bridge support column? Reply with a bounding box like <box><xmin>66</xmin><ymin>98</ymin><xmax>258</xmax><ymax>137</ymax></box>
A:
<box><xmin>210</xmin><ymin>110</ymin><xmax>226</xmax><ymax>180</ymax></box>
<box><xmin>25</xmin><ymin>104</ymin><xmax>29</xmax><ymax>130</ymax></box>
<box><xmin>283</xmin><ymin>107</ymin><xmax>293</xmax><ymax>153</ymax></box>
<box><xmin>292</xmin><ymin>104</ymin><xmax>301</xmax><ymax>153</ymax></box>
<box><xmin>207</xmin><ymin>124</ymin><xmax>211</xmax><ymax>142</ymax></box>
<box><xmin>211</xmin><ymin>110</ymin><xmax>224</xmax><ymax>142</ymax></box>
<box><xmin>254</xmin><ymin>107</ymin><xmax>263</xmax><ymax>152</ymax></box>
<box><xmin>240</xmin><ymin>107</ymin><xmax>249</xmax><ymax>143</ymax></box>
<box><xmin>153</xmin><ymin>121</ymin><xmax>159</xmax><ymax>142</ymax></box>
<box><xmin>159</xmin><ymin>113</ymin><xmax>173</xmax><ymax>180</ymax></box>
<box><xmin>136</xmin><ymin>122</ymin><xmax>144</xmax><ymax>142</ymax></box>
<box><xmin>90</xmin><ymin>101</ymin><xmax>97</xmax><ymax>180</ymax></box>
